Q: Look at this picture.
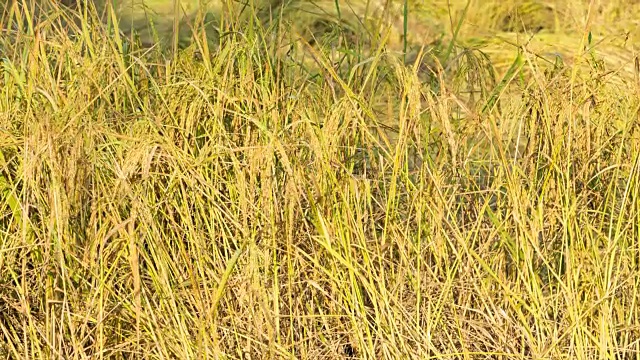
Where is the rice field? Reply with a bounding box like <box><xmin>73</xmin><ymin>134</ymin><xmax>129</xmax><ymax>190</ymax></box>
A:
<box><xmin>1</xmin><ymin>0</ymin><xmax>640</xmax><ymax>358</ymax></box>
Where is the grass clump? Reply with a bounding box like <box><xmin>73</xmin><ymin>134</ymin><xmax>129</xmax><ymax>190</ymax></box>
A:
<box><xmin>1</xmin><ymin>0</ymin><xmax>640</xmax><ymax>359</ymax></box>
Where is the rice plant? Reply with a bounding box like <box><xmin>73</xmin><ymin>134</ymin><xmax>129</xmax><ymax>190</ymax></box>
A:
<box><xmin>1</xmin><ymin>0</ymin><xmax>639</xmax><ymax>358</ymax></box>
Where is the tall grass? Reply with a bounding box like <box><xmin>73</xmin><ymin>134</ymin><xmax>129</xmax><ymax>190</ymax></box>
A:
<box><xmin>1</xmin><ymin>0</ymin><xmax>639</xmax><ymax>358</ymax></box>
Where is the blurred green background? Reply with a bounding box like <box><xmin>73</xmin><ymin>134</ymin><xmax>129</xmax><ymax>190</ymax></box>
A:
<box><xmin>59</xmin><ymin>0</ymin><xmax>413</xmax><ymax>49</ymax></box>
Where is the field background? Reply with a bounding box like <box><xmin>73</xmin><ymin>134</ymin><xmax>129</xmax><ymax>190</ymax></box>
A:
<box><xmin>1</xmin><ymin>0</ymin><xmax>640</xmax><ymax>358</ymax></box>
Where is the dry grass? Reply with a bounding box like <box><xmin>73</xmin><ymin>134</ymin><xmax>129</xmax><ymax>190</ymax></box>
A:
<box><xmin>1</xmin><ymin>0</ymin><xmax>640</xmax><ymax>359</ymax></box>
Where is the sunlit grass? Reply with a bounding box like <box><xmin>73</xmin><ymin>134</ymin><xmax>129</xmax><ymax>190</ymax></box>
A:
<box><xmin>1</xmin><ymin>0</ymin><xmax>639</xmax><ymax>358</ymax></box>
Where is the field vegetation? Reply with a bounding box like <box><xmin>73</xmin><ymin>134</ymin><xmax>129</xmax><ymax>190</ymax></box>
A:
<box><xmin>1</xmin><ymin>0</ymin><xmax>640</xmax><ymax>358</ymax></box>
